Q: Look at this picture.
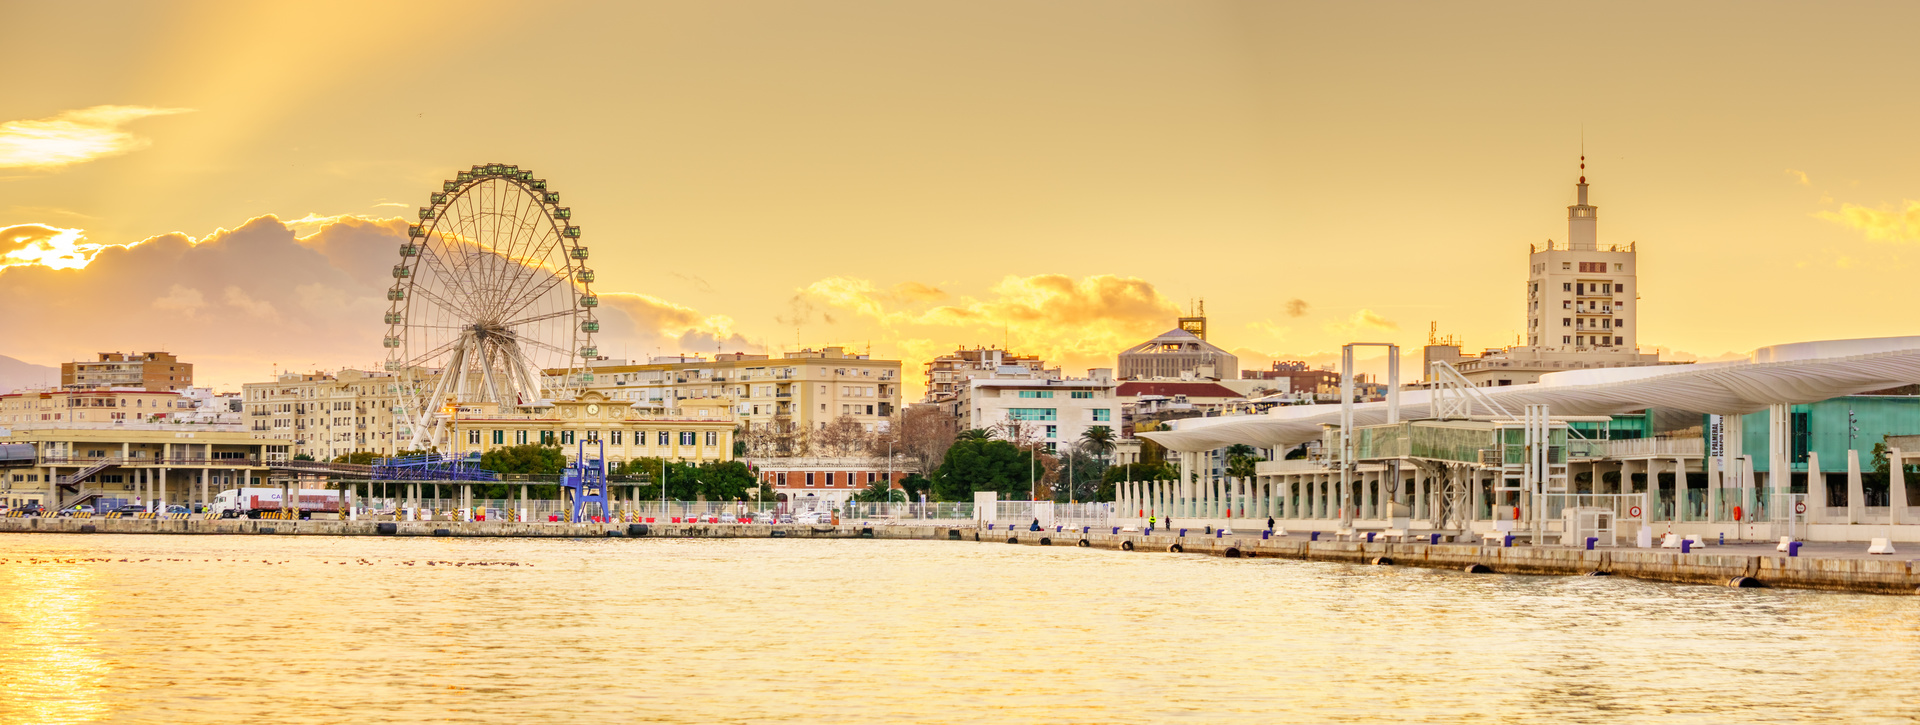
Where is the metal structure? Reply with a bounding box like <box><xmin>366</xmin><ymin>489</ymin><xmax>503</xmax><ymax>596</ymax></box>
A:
<box><xmin>562</xmin><ymin>440</ymin><xmax>611</xmax><ymax>523</ymax></box>
<box><xmin>372</xmin><ymin>453</ymin><xmax>500</xmax><ymax>482</ymax></box>
<box><xmin>383</xmin><ymin>163</ymin><xmax>597</xmax><ymax>450</ymax></box>
<box><xmin>1337</xmin><ymin>343</ymin><xmax>1398</xmax><ymax>528</ymax></box>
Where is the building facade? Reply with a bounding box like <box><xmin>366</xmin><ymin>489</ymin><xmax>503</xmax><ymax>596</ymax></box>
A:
<box><xmin>1117</xmin><ymin>326</ymin><xmax>1239</xmax><ymax>381</ymax></box>
<box><xmin>569</xmin><ymin>346</ymin><xmax>902</xmax><ymax>446</ymax></box>
<box><xmin>61</xmin><ymin>351</ymin><xmax>195</xmax><ymax>392</ymax></box>
<box><xmin>447</xmin><ymin>391</ymin><xmax>733</xmax><ymax>466</ymax></box>
<box><xmin>954</xmin><ymin>371</ymin><xmax>1121</xmax><ymax>453</ymax></box>
<box><xmin>241</xmin><ymin>369</ymin><xmax>410</xmax><ymax>461</ymax></box>
<box><xmin>0</xmin><ymin>420</ymin><xmax>277</xmax><ymax>511</ymax></box>
<box><xmin>753</xmin><ymin>456</ymin><xmax>906</xmax><ymax>509</ymax></box>
<box><xmin>924</xmin><ymin>347</ymin><xmax>1053</xmax><ymax>404</ymax></box>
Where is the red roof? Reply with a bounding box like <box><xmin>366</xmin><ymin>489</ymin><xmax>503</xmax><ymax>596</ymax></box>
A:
<box><xmin>1115</xmin><ymin>381</ymin><xmax>1242</xmax><ymax>399</ymax></box>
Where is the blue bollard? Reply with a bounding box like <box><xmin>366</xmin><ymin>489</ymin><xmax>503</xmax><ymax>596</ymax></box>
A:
<box><xmin>1178</xmin><ymin>528</ymin><xmax>1187</xmax><ymax>537</ymax></box>
<box><xmin>1310</xmin><ymin>531</ymin><xmax>1320</xmax><ymax>541</ymax></box>
<box><xmin>1503</xmin><ymin>534</ymin><xmax>1515</xmax><ymax>548</ymax></box>
<box><xmin>1112</xmin><ymin>526</ymin><xmax>1120</xmax><ymax>535</ymax></box>
<box><xmin>1145</xmin><ymin>527</ymin><xmax>1153</xmax><ymax>535</ymax></box>
<box><xmin>1681</xmin><ymin>539</ymin><xmax>1693</xmax><ymax>554</ymax></box>
<box><xmin>1216</xmin><ymin>529</ymin><xmax>1223</xmax><ymax>538</ymax></box>
<box><xmin>1586</xmin><ymin>537</ymin><xmax>1598</xmax><ymax>551</ymax></box>
<box><xmin>1262</xmin><ymin>530</ymin><xmax>1271</xmax><ymax>540</ymax></box>
<box><xmin>1788</xmin><ymin>541</ymin><xmax>1803</xmax><ymax>557</ymax></box>
<box><xmin>988</xmin><ymin>524</ymin><xmax>994</xmax><ymax>531</ymax></box>
<box><xmin>1429</xmin><ymin>533</ymin><xmax>1441</xmax><ymax>545</ymax></box>
<box><xmin>1719</xmin><ymin>532</ymin><xmax>1725</xmax><ymax>546</ymax></box>
<box><xmin>1366</xmin><ymin>532</ymin><xmax>1377</xmax><ymax>543</ymax></box>
<box><xmin>1083</xmin><ymin>526</ymin><xmax>1089</xmax><ymax>534</ymax></box>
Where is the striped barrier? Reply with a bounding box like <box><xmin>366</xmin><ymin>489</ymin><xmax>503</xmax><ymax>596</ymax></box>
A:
<box><xmin>167</xmin><ymin>512</ymin><xmax>190</xmax><ymax>520</ymax></box>
<box><xmin>4</xmin><ymin>510</ymin><xmax>27</xmax><ymax>518</ymax></box>
<box><xmin>136</xmin><ymin>512</ymin><xmax>159</xmax><ymax>519</ymax></box>
<box><xmin>104</xmin><ymin>512</ymin><xmax>123</xmax><ymax>519</ymax></box>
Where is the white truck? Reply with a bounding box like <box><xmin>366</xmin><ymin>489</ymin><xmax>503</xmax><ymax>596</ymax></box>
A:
<box><xmin>210</xmin><ymin>488</ymin><xmax>343</xmax><ymax>519</ymax></box>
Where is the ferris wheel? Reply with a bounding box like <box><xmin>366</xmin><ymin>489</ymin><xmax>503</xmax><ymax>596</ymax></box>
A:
<box><xmin>382</xmin><ymin>163</ymin><xmax>598</xmax><ymax>450</ymax></box>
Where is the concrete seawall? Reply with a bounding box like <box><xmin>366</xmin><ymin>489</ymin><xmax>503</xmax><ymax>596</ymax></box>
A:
<box><xmin>4</xmin><ymin>518</ymin><xmax>1916</xmax><ymax>595</ymax></box>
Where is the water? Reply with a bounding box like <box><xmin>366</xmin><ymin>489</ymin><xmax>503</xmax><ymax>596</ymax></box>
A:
<box><xmin>2</xmin><ymin>534</ymin><xmax>1917</xmax><ymax>724</ymax></box>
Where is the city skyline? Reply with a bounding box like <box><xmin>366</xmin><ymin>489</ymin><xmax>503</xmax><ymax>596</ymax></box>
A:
<box><xmin>5</xmin><ymin>1</ymin><xmax>1920</xmax><ymax>394</ymax></box>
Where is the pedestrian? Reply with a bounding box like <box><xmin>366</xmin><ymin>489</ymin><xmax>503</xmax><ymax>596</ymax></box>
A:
<box><xmin>1267</xmin><ymin>516</ymin><xmax>1275</xmax><ymax>532</ymax></box>
<box><xmin>1148</xmin><ymin>515</ymin><xmax>1156</xmax><ymax>531</ymax></box>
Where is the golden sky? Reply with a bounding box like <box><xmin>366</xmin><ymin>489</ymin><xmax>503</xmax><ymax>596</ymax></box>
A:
<box><xmin>3</xmin><ymin>0</ymin><xmax>1919</xmax><ymax>394</ymax></box>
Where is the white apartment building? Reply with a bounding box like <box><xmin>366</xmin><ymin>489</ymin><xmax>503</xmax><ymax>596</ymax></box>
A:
<box><xmin>569</xmin><ymin>347</ymin><xmax>902</xmax><ymax>436</ymax></box>
<box><xmin>954</xmin><ymin>370</ymin><xmax>1121</xmax><ymax>453</ymax></box>
<box><xmin>241</xmin><ymin>369</ymin><xmax>410</xmax><ymax>460</ymax></box>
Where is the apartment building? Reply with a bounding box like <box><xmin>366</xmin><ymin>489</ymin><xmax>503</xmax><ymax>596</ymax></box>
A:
<box><xmin>952</xmin><ymin>369</ymin><xmax>1121</xmax><ymax>454</ymax></box>
<box><xmin>570</xmin><ymin>346</ymin><xmax>902</xmax><ymax>437</ymax></box>
<box><xmin>0</xmin><ymin>388</ymin><xmax>199</xmax><ymax>425</ymax></box>
<box><xmin>241</xmin><ymin>369</ymin><xmax>409</xmax><ymax>460</ymax></box>
<box><xmin>61</xmin><ymin>351</ymin><xmax>194</xmax><ymax>392</ymax></box>
<box><xmin>0</xmin><ymin>419</ymin><xmax>275</xmax><ymax>511</ymax></box>
<box><xmin>924</xmin><ymin>347</ymin><xmax>1054</xmax><ymax>404</ymax></box>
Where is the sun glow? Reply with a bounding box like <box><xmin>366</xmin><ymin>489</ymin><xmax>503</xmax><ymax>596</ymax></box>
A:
<box><xmin>0</xmin><ymin>105</ymin><xmax>193</xmax><ymax>170</ymax></box>
<box><xmin>0</xmin><ymin>224</ymin><xmax>117</xmax><ymax>270</ymax></box>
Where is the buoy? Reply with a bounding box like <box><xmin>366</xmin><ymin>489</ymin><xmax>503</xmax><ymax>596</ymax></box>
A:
<box><xmin>1038</xmin><ymin>537</ymin><xmax>1052</xmax><ymax>546</ymax></box>
<box><xmin>1224</xmin><ymin>547</ymin><xmax>1241</xmax><ymax>558</ymax></box>
<box><xmin>1167</xmin><ymin>543</ymin><xmax>1184</xmax><ymax>553</ymax></box>
<box><xmin>1006</xmin><ymin>537</ymin><xmax>1018</xmax><ymax>544</ymax></box>
<box><xmin>1463</xmin><ymin>563</ymin><xmax>1493</xmax><ymax>573</ymax></box>
<box><xmin>1727</xmin><ymin>576</ymin><xmax>1764</xmax><ymax>588</ymax></box>
<box><xmin>1077</xmin><ymin>539</ymin><xmax>1090</xmax><ymax>547</ymax></box>
<box><xmin>1121</xmin><ymin>540</ymin><xmax>1135</xmax><ymax>551</ymax></box>
<box><xmin>1371</xmin><ymin>556</ymin><xmax>1394</xmax><ymax>566</ymax></box>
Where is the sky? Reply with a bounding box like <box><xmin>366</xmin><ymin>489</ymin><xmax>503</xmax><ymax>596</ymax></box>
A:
<box><xmin>3</xmin><ymin>0</ymin><xmax>1919</xmax><ymax>396</ymax></box>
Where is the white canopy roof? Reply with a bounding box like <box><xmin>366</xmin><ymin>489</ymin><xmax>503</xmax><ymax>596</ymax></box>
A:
<box><xmin>1140</xmin><ymin>336</ymin><xmax>1920</xmax><ymax>453</ymax></box>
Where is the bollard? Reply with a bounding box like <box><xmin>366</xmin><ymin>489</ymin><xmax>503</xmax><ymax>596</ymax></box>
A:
<box><xmin>1262</xmin><ymin>530</ymin><xmax>1270</xmax><ymax>540</ymax></box>
<box><xmin>1366</xmin><ymin>532</ymin><xmax>1377</xmax><ymax>543</ymax></box>
<box><xmin>1429</xmin><ymin>533</ymin><xmax>1442</xmax><ymax>545</ymax></box>
<box><xmin>988</xmin><ymin>524</ymin><xmax>994</xmax><ymax>531</ymax></box>
<box><xmin>1310</xmin><ymin>531</ymin><xmax>1320</xmax><ymax>541</ymax></box>
<box><xmin>1112</xmin><ymin>526</ymin><xmax>1120</xmax><ymax>535</ymax></box>
<box><xmin>1502</xmin><ymin>534</ymin><xmax>1515</xmax><ymax>548</ymax></box>
<box><xmin>1681</xmin><ymin>539</ymin><xmax>1693</xmax><ymax>554</ymax></box>
<box><xmin>1719</xmin><ymin>532</ymin><xmax>1725</xmax><ymax>546</ymax></box>
<box><xmin>1788</xmin><ymin>541</ymin><xmax>1803</xmax><ymax>557</ymax></box>
<box><xmin>1178</xmin><ymin>528</ymin><xmax>1187</xmax><ymax>538</ymax></box>
<box><xmin>1586</xmin><ymin>537</ymin><xmax>1598</xmax><ymax>551</ymax></box>
<box><xmin>1216</xmin><ymin>529</ymin><xmax>1223</xmax><ymax>539</ymax></box>
<box><xmin>1145</xmin><ymin>527</ymin><xmax>1153</xmax><ymax>535</ymax></box>
<box><xmin>1082</xmin><ymin>527</ymin><xmax>1089</xmax><ymax>534</ymax></box>
<box><xmin>1055</xmin><ymin>525</ymin><xmax>1062</xmax><ymax>533</ymax></box>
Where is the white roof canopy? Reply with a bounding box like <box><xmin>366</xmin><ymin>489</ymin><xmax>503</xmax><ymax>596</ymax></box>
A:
<box><xmin>1140</xmin><ymin>336</ymin><xmax>1920</xmax><ymax>453</ymax></box>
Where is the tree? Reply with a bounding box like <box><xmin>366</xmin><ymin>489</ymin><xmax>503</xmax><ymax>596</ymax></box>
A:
<box><xmin>877</xmin><ymin>406</ymin><xmax>958</xmax><ymax>475</ymax></box>
<box><xmin>1052</xmin><ymin>445</ymin><xmax>1107</xmax><ymax>502</ymax></box>
<box><xmin>956</xmin><ymin>428</ymin><xmax>992</xmax><ymax>442</ymax></box>
<box><xmin>1224</xmin><ymin>443</ymin><xmax>1263</xmax><ymax>480</ymax></box>
<box><xmin>694</xmin><ymin>460</ymin><xmax>756</xmax><ymax>502</ymax></box>
<box><xmin>292</xmin><ymin>453</ymin><xmax>315</xmax><ymax>461</ymax></box>
<box><xmin>931</xmin><ymin>437</ymin><xmax>1031</xmax><ymax>501</ymax></box>
<box><xmin>853</xmin><ymin>476</ymin><xmax>907</xmax><ymax>503</ymax></box>
<box><xmin>478</xmin><ymin>444</ymin><xmax>566</xmax><ymax>476</ymax></box>
<box><xmin>812</xmin><ymin>415</ymin><xmax>872</xmax><ymax>457</ymax></box>
<box><xmin>1080</xmin><ymin>425</ymin><xmax>1116</xmax><ymax>461</ymax></box>
<box><xmin>333</xmin><ymin>451</ymin><xmax>381</xmax><ymax>465</ymax></box>
<box><xmin>897</xmin><ymin>473</ymin><xmax>931</xmax><ymax>501</ymax></box>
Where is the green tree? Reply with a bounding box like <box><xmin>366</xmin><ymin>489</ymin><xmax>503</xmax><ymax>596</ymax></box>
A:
<box><xmin>292</xmin><ymin>453</ymin><xmax>315</xmax><ymax>461</ymax></box>
<box><xmin>332</xmin><ymin>451</ymin><xmax>381</xmax><ymax>465</ymax></box>
<box><xmin>897</xmin><ymin>472</ymin><xmax>931</xmax><ymax>501</ymax></box>
<box><xmin>1080</xmin><ymin>425</ymin><xmax>1116</xmax><ymax>461</ymax></box>
<box><xmin>478</xmin><ymin>444</ymin><xmax>566</xmax><ymax>476</ymax></box>
<box><xmin>956</xmin><ymin>428</ymin><xmax>993</xmax><ymax>442</ymax></box>
<box><xmin>854</xmin><ymin>477</ymin><xmax>908</xmax><ymax>503</ymax></box>
<box><xmin>1224</xmin><ymin>443</ymin><xmax>1264</xmax><ymax>479</ymax></box>
<box><xmin>693</xmin><ymin>460</ymin><xmax>756</xmax><ymax>501</ymax></box>
<box><xmin>1053</xmin><ymin>447</ymin><xmax>1107</xmax><ymax>502</ymax></box>
<box><xmin>931</xmin><ymin>437</ymin><xmax>1032</xmax><ymax>501</ymax></box>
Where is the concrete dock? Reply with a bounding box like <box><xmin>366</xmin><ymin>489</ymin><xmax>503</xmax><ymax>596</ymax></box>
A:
<box><xmin>3</xmin><ymin>517</ymin><xmax>1916</xmax><ymax>595</ymax></box>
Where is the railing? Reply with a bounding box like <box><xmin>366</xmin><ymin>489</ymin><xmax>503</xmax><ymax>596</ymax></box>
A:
<box><xmin>1604</xmin><ymin>438</ymin><xmax>1705</xmax><ymax>458</ymax></box>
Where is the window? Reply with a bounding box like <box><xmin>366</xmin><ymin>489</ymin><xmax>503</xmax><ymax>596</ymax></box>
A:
<box><xmin>1007</xmin><ymin>408</ymin><xmax>1057</xmax><ymax>421</ymax></box>
<box><xmin>805</xmin><ymin>472</ymin><xmax>815</xmax><ymax>487</ymax></box>
<box><xmin>1614</xmin><ymin>336</ymin><xmax>1623</xmax><ymax>345</ymax></box>
<box><xmin>557</xmin><ymin>431</ymin><xmax>571</xmax><ymax>445</ymax></box>
<box><xmin>1070</xmin><ymin>391</ymin><xmax>1093</xmax><ymax>399</ymax></box>
<box><xmin>468</xmin><ymin>429</ymin><xmax>481</xmax><ymax>445</ymax></box>
<box><xmin>1045</xmin><ymin>425</ymin><xmax>1057</xmax><ymax>438</ymax></box>
<box><xmin>679</xmin><ymin>431</ymin><xmax>696</xmax><ymax>445</ymax></box>
<box><xmin>611</xmin><ymin>430</ymin><xmax>623</xmax><ymax>445</ymax></box>
<box><xmin>1094</xmin><ymin>409</ymin><xmax>1111</xmax><ymax>422</ymax></box>
<box><xmin>658</xmin><ymin>431</ymin><xmax>670</xmax><ymax>445</ymax></box>
<box><xmin>705</xmin><ymin>431</ymin><xmax>717</xmax><ymax>446</ymax></box>
<box><xmin>1562</xmin><ymin>336</ymin><xmax>1571</xmax><ymax>344</ymax></box>
<box><xmin>1561</xmin><ymin>262</ymin><xmax>1571</xmax><ymax>270</ymax></box>
<box><xmin>540</xmin><ymin>431</ymin><xmax>555</xmax><ymax>445</ymax></box>
<box><xmin>1562</xmin><ymin>282</ymin><xmax>1571</xmax><ymax>291</ymax></box>
<box><xmin>1615</xmin><ymin>319</ymin><xmax>1625</xmax><ymax>328</ymax></box>
<box><xmin>867</xmin><ymin>472</ymin><xmax>877</xmax><ymax>483</ymax></box>
<box><xmin>1561</xmin><ymin>318</ymin><xmax>1571</xmax><ymax>327</ymax></box>
<box><xmin>492</xmin><ymin>430</ymin><xmax>504</xmax><ymax>445</ymax></box>
<box><xmin>1017</xmin><ymin>391</ymin><xmax>1053</xmax><ymax>399</ymax></box>
<box><xmin>516</xmin><ymin>430</ymin><xmax>528</xmax><ymax>445</ymax></box>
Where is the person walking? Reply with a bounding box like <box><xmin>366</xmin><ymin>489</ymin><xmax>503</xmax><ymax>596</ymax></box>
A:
<box><xmin>1148</xmin><ymin>515</ymin><xmax>1156</xmax><ymax>531</ymax></box>
<box><xmin>1267</xmin><ymin>516</ymin><xmax>1276</xmax><ymax>532</ymax></box>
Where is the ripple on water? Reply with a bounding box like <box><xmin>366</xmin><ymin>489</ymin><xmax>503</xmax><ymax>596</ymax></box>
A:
<box><xmin>0</xmin><ymin>534</ymin><xmax>1916</xmax><ymax>725</ymax></box>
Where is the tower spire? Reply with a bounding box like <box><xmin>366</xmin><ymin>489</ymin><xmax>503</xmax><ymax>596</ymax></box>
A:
<box><xmin>1568</xmin><ymin>146</ymin><xmax>1597</xmax><ymax>250</ymax></box>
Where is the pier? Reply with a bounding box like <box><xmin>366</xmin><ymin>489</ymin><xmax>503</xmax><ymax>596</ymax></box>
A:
<box><xmin>3</xmin><ymin>517</ymin><xmax>1915</xmax><ymax>595</ymax></box>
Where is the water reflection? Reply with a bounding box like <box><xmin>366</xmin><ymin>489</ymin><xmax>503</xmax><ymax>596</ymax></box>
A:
<box><xmin>0</xmin><ymin>534</ymin><xmax>1916</xmax><ymax>724</ymax></box>
<box><xmin>0</xmin><ymin>560</ymin><xmax>111</xmax><ymax>724</ymax></box>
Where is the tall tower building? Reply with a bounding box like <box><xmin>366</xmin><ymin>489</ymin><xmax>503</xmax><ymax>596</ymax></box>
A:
<box><xmin>1524</xmin><ymin>157</ymin><xmax>1637</xmax><ymax>352</ymax></box>
<box><xmin>1437</xmin><ymin>157</ymin><xmax>1668</xmax><ymax>387</ymax></box>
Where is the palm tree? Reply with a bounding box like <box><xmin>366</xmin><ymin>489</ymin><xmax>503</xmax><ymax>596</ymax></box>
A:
<box><xmin>1080</xmin><ymin>425</ymin><xmax>1116</xmax><ymax>463</ymax></box>
<box><xmin>1224</xmin><ymin>443</ymin><xmax>1262</xmax><ymax>480</ymax></box>
<box><xmin>957</xmin><ymin>428</ymin><xmax>992</xmax><ymax>442</ymax></box>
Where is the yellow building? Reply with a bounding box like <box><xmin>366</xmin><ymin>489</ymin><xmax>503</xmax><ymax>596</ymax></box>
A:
<box><xmin>448</xmin><ymin>391</ymin><xmax>733</xmax><ymax>466</ymax></box>
<box><xmin>241</xmin><ymin>369</ymin><xmax>415</xmax><ymax>460</ymax></box>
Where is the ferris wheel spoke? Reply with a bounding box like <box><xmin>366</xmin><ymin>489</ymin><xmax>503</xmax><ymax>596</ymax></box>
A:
<box><xmin>500</xmin><ymin>307</ymin><xmax>581</xmax><ymax>329</ymax></box>
<box><xmin>415</xmin><ymin>238</ymin><xmax>486</xmax><ymax>317</ymax></box>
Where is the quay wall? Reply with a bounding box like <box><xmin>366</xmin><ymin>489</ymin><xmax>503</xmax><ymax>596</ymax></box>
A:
<box><xmin>3</xmin><ymin>517</ymin><xmax>1915</xmax><ymax>596</ymax></box>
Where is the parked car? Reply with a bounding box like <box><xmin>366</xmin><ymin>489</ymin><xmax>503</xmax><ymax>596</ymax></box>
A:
<box><xmin>164</xmin><ymin>505</ymin><xmax>191</xmax><ymax>515</ymax></box>
<box><xmin>719</xmin><ymin>513</ymin><xmax>739</xmax><ymax>524</ymax></box>
<box><xmin>56</xmin><ymin>504</ymin><xmax>96</xmax><ymax>517</ymax></box>
<box><xmin>777</xmin><ymin>514</ymin><xmax>795</xmax><ymax>524</ymax></box>
<box><xmin>14</xmin><ymin>503</ymin><xmax>45</xmax><ymax>516</ymax></box>
<box><xmin>110</xmin><ymin>505</ymin><xmax>147</xmax><ymax>515</ymax></box>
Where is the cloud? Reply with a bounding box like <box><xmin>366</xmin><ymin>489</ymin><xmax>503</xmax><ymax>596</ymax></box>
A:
<box><xmin>1785</xmin><ymin>169</ymin><xmax>1811</xmax><ymax>186</ymax></box>
<box><xmin>1284</xmin><ymin>298</ymin><xmax>1309</xmax><ymax>317</ymax></box>
<box><xmin>1323</xmin><ymin>308</ymin><xmax>1399</xmax><ymax>336</ymax></box>
<box><xmin>1815</xmin><ymin>200</ymin><xmax>1920</xmax><ymax>242</ymax></box>
<box><xmin>794</xmin><ymin>273</ymin><xmax>1181</xmax><ymax>378</ymax></box>
<box><xmin>0</xmin><ymin>223</ymin><xmax>121</xmax><ymax>270</ymax></box>
<box><xmin>0</xmin><ymin>213</ymin><xmax>738</xmax><ymax>389</ymax></box>
<box><xmin>0</xmin><ymin>105</ymin><xmax>193</xmax><ymax>169</ymax></box>
<box><xmin>370</xmin><ymin>202</ymin><xmax>409</xmax><ymax>209</ymax></box>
